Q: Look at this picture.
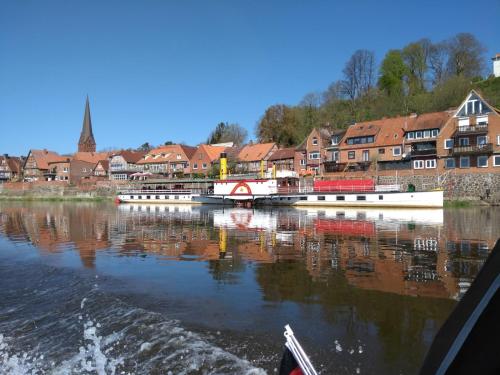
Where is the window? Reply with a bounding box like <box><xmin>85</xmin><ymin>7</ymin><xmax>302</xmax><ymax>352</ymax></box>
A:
<box><xmin>378</xmin><ymin>148</ymin><xmax>385</xmax><ymax>154</ymax></box>
<box><xmin>494</xmin><ymin>155</ymin><xmax>500</xmax><ymax>167</ymax></box>
<box><xmin>393</xmin><ymin>146</ymin><xmax>402</xmax><ymax>156</ymax></box>
<box><xmin>424</xmin><ymin>130</ymin><xmax>430</xmax><ymax>138</ymax></box>
<box><xmin>362</xmin><ymin>150</ymin><xmax>369</xmax><ymax>161</ymax></box>
<box><xmin>155</xmin><ymin>195</ymin><xmax>160</xmax><ymax>200</ymax></box>
<box><xmin>331</xmin><ymin>136</ymin><xmax>340</xmax><ymax>145</ymax></box>
<box><xmin>299</xmin><ymin>196</ymin><xmax>307</xmax><ymax>200</ymax></box>
<box><xmin>425</xmin><ymin>159</ymin><xmax>436</xmax><ymax>169</ymax></box>
<box><xmin>477</xmin><ymin>155</ymin><xmax>488</xmax><ymax>167</ymax></box>
<box><xmin>477</xmin><ymin>136</ymin><xmax>487</xmax><ymax>145</ymax></box>
<box><xmin>378</xmin><ymin>195</ymin><xmax>383</xmax><ymax>200</ymax></box>
<box><xmin>445</xmin><ymin>158</ymin><xmax>456</xmax><ymax>169</ymax></box>
<box><xmin>332</xmin><ymin>151</ymin><xmax>339</xmax><ymax>161</ymax></box>
<box><xmin>300</xmin><ymin>159</ymin><xmax>306</xmax><ymax>166</ymax></box>
<box><xmin>317</xmin><ymin>196</ymin><xmax>325</xmax><ymax>201</ymax></box>
<box><xmin>459</xmin><ymin>138</ymin><xmax>469</xmax><ymax>147</ymax></box>
<box><xmin>336</xmin><ymin>196</ymin><xmax>345</xmax><ymax>201</ymax></box>
<box><xmin>444</xmin><ymin>139</ymin><xmax>453</xmax><ymax>149</ymax></box>
<box><xmin>176</xmin><ymin>154</ymin><xmax>181</xmax><ymax>159</ymax></box>
<box><xmin>407</xmin><ymin>132</ymin><xmax>415</xmax><ymax>140</ymax></box>
<box><xmin>497</xmin><ymin>135</ymin><xmax>500</xmax><ymax>146</ymax></box>
<box><xmin>460</xmin><ymin>156</ymin><xmax>470</xmax><ymax>168</ymax></box>
<box><xmin>356</xmin><ymin>196</ymin><xmax>366</xmax><ymax>201</ymax></box>
<box><xmin>312</xmin><ymin>137</ymin><xmax>318</xmax><ymax>146</ymax></box>
<box><xmin>431</xmin><ymin>129</ymin><xmax>439</xmax><ymax>137</ymax></box>
<box><xmin>476</xmin><ymin>115</ymin><xmax>488</xmax><ymax>125</ymax></box>
<box><xmin>130</xmin><ymin>196</ymin><xmax>134</xmax><ymax>199</ymax></box>
<box><xmin>202</xmin><ymin>163</ymin><xmax>207</xmax><ymax>169</ymax></box>
<box><xmin>193</xmin><ymin>163</ymin><xmax>198</xmax><ymax>169</ymax></box>
<box><xmin>416</xmin><ymin>131</ymin><xmax>423</xmax><ymax>139</ymax></box>
<box><xmin>348</xmin><ymin>151</ymin><xmax>355</xmax><ymax>160</ymax></box>
<box><xmin>63</xmin><ymin>167</ymin><xmax>68</xmax><ymax>173</ymax></box>
<box><xmin>146</xmin><ymin>195</ymin><xmax>151</xmax><ymax>199</ymax></box>
<box><xmin>309</xmin><ymin>152</ymin><xmax>320</xmax><ymax>160</ymax></box>
<box><xmin>413</xmin><ymin>160</ymin><xmax>424</xmax><ymax>169</ymax></box>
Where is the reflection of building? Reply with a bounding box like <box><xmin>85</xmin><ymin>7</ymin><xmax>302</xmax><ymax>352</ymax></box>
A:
<box><xmin>0</xmin><ymin>203</ymin><xmax>496</xmax><ymax>300</ymax></box>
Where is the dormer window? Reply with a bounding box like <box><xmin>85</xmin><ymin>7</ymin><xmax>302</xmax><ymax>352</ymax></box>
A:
<box><xmin>312</xmin><ymin>137</ymin><xmax>318</xmax><ymax>146</ymax></box>
<box><xmin>331</xmin><ymin>136</ymin><xmax>339</xmax><ymax>145</ymax></box>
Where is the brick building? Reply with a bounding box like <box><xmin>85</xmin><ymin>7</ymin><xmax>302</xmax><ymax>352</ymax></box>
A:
<box><xmin>137</xmin><ymin>144</ymin><xmax>197</xmax><ymax>178</ymax></box>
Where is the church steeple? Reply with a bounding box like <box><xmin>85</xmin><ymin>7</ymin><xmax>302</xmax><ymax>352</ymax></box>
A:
<box><xmin>78</xmin><ymin>96</ymin><xmax>96</xmax><ymax>152</ymax></box>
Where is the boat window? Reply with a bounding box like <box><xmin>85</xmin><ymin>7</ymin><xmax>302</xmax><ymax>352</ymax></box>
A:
<box><xmin>174</xmin><ymin>196</ymin><xmax>179</xmax><ymax>200</ymax></box>
<box><xmin>155</xmin><ymin>195</ymin><xmax>160</xmax><ymax>199</ymax></box>
<box><xmin>300</xmin><ymin>196</ymin><xmax>307</xmax><ymax>200</ymax></box>
<box><xmin>138</xmin><ymin>196</ymin><xmax>142</xmax><ymax>199</ymax></box>
<box><xmin>165</xmin><ymin>195</ymin><xmax>169</xmax><ymax>199</ymax></box>
<box><xmin>336</xmin><ymin>196</ymin><xmax>345</xmax><ymax>201</ymax></box>
<box><xmin>317</xmin><ymin>196</ymin><xmax>326</xmax><ymax>201</ymax></box>
<box><xmin>146</xmin><ymin>195</ymin><xmax>151</xmax><ymax>199</ymax></box>
<box><xmin>379</xmin><ymin>195</ymin><xmax>383</xmax><ymax>200</ymax></box>
<box><xmin>130</xmin><ymin>196</ymin><xmax>134</xmax><ymax>199</ymax></box>
<box><xmin>356</xmin><ymin>196</ymin><xmax>366</xmax><ymax>201</ymax></box>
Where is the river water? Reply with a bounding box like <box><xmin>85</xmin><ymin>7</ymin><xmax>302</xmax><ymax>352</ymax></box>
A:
<box><xmin>0</xmin><ymin>202</ymin><xmax>498</xmax><ymax>375</ymax></box>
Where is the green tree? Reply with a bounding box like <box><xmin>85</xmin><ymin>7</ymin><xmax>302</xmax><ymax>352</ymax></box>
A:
<box><xmin>378</xmin><ymin>50</ymin><xmax>408</xmax><ymax>97</ymax></box>
<box><xmin>256</xmin><ymin>104</ymin><xmax>300</xmax><ymax>146</ymax></box>
<box><xmin>138</xmin><ymin>142</ymin><xmax>153</xmax><ymax>152</ymax></box>
<box><xmin>402</xmin><ymin>39</ymin><xmax>430</xmax><ymax>95</ymax></box>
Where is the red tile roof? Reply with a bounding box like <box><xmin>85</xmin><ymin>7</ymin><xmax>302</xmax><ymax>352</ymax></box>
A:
<box><xmin>237</xmin><ymin>143</ymin><xmax>276</xmax><ymax>162</ymax></box>
<box><xmin>73</xmin><ymin>152</ymin><xmax>110</xmax><ymax>165</ymax></box>
<box><xmin>113</xmin><ymin>150</ymin><xmax>146</xmax><ymax>163</ymax></box>
<box><xmin>268</xmin><ymin>148</ymin><xmax>296</xmax><ymax>161</ymax></box>
<box><xmin>137</xmin><ymin>144</ymin><xmax>197</xmax><ymax>164</ymax></box>
<box><xmin>28</xmin><ymin>149</ymin><xmax>67</xmax><ymax>170</ymax></box>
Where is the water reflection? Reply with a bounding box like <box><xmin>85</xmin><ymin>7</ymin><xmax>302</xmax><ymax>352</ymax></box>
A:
<box><xmin>0</xmin><ymin>202</ymin><xmax>497</xmax><ymax>301</ymax></box>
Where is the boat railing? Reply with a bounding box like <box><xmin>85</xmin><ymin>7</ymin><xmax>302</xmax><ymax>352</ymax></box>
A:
<box><xmin>119</xmin><ymin>189</ymin><xmax>197</xmax><ymax>195</ymax></box>
<box><xmin>277</xmin><ymin>184</ymin><xmax>401</xmax><ymax>194</ymax></box>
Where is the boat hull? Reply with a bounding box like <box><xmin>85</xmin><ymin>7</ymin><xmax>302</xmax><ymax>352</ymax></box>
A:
<box><xmin>116</xmin><ymin>190</ymin><xmax>444</xmax><ymax>208</ymax></box>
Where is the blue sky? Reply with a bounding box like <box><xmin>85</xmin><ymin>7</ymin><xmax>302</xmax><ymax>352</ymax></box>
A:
<box><xmin>1</xmin><ymin>0</ymin><xmax>498</xmax><ymax>155</ymax></box>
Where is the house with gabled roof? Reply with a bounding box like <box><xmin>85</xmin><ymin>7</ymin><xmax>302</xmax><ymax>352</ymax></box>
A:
<box><xmin>0</xmin><ymin>155</ymin><xmax>23</xmax><ymax>182</ymax></box>
<box><xmin>438</xmin><ymin>90</ymin><xmax>500</xmax><ymax>173</ymax></box>
<box><xmin>23</xmin><ymin>149</ymin><xmax>68</xmax><ymax>181</ymax></box>
<box><xmin>189</xmin><ymin>144</ymin><xmax>227</xmax><ymax>176</ymax></box>
<box><xmin>137</xmin><ymin>144</ymin><xmax>197</xmax><ymax>178</ymax></box>
<box><xmin>108</xmin><ymin>150</ymin><xmax>146</xmax><ymax>180</ymax></box>
<box><xmin>236</xmin><ymin>142</ymin><xmax>277</xmax><ymax>174</ymax></box>
<box><xmin>296</xmin><ymin>128</ymin><xmax>346</xmax><ymax>175</ymax></box>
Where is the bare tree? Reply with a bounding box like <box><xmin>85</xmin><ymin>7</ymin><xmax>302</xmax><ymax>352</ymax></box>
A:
<box><xmin>428</xmin><ymin>42</ymin><xmax>449</xmax><ymax>86</ymax></box>
<box><xmin>446</xmin><ymin>33</ymin><xmax>486</xmax><ymax>78</ymax></box>
<box><xmin>207</xmin><ymin>122</ymin><xmax>248</xmax><ymax>146</ymax></box>
<box><xmin>340</xmin><ymin>49</ymin><xmax>376</xmax><ymax>101</ymax></box>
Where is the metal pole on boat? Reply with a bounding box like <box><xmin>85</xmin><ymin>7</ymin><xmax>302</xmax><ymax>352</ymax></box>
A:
<box><xmin>283</xmin><ymin>325</ymin><xmax>318</xmax><ymax>375</ymax></box>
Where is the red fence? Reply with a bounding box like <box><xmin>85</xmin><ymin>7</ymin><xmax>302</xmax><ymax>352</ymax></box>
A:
<box><xmin>313</xmin><ymin>179</ymin><xmax>375</xmax><ymax>192</ymax></box>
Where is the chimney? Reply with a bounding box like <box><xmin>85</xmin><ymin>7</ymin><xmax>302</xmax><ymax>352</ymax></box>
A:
<box><xmin>493</xmin><ymin>54</ymin><xmax>500</xmax><ymax>78</ymax></box>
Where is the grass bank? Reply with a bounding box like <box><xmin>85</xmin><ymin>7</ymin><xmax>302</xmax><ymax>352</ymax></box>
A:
<box><xmin>0</xmin><ymin>195</ymin><xmax>112</xmax><ymax>202</ymax></box>
<box><xmin>444</xmin><ymin>200</ymin><xmax>473</xmax><ymax>208</ymax></box>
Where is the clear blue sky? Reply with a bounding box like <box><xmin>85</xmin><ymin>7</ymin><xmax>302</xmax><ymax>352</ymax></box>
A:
<box><xmin>1</xmin><ymin>0</ymin><xmax>498</xmax><ymax>156</ymax></box>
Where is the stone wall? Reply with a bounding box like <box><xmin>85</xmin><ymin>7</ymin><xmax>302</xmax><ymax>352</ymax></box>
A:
<box><xmin>376</xmin><ymin>172</ymin><xmax>500</xmax><ymax>200</ymax></box>
<box><xmin>0</xmin><ymin>181</ymin><xmax>119</xmax><ymax>199</ymax></box>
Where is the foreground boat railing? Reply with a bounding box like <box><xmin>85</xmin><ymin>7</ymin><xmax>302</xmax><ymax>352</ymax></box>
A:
<box><xmin>284</xmin><ymin>324</ymin><xmax>318</xmax><ymax>375</ymax></box>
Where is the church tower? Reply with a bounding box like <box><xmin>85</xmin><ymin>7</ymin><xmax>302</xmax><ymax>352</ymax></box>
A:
<box><xmin>78</xmin><ymin>96</ymin><xmax>96</xmax><ymax>152</ymax></box>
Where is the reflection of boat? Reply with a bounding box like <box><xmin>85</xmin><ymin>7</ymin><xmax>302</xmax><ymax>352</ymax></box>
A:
<box><xmin>295</xmin><ymin>207</ymin><xmax>444</xmax><ymax>226</ymax></box>
<box><xmin>212</xmin><ymin>208</ymin><xmax>278</xmax><ymax>231</ymax></box>
<box><xmin>117</xmin><ymin>203</ymin><xmax>197</xmax><ymax>215</ymax></box>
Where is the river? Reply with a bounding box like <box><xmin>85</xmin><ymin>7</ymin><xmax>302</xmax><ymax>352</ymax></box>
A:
<box><xmin>0</xmin><ymin>202</ymin><xmax>498</xmax><ymax>374</ymax></box>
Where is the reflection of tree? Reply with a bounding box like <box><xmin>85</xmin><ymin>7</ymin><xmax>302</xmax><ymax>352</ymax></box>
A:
<box><xmin>255</xmin><ymin>261</ymin><xmax>455</xmax><ymax>374</ymax></box>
